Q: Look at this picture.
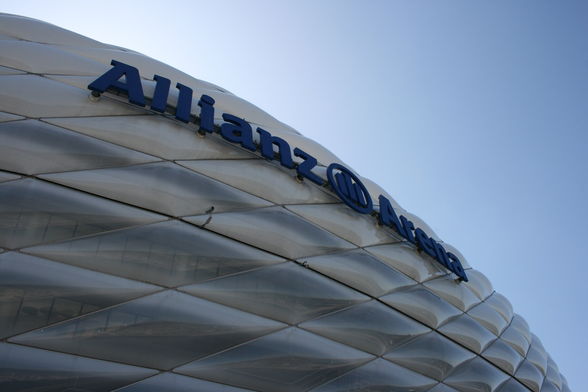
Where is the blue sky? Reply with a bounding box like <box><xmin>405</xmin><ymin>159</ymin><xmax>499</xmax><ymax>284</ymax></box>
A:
<box><xmin>3</xmin><ymin>1</ymin><xmax>586</xmax><ymax>389</ymax></box>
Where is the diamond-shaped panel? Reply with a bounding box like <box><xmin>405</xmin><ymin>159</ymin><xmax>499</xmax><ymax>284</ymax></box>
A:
<box><xmin>0</xmin><ymin>252</ymin><xmax>158</xmax><ymax>338</ymax></box>
<box><xmin>181</xmin><ymin>160</ymin><xmax>336</xmax><ymax>205</ymax></box>
<box><xmin>286</xmin><ymin>203</ymin><xmax>399</xmax><ymax>247</ymax></box>
<box><xmin>0</xmin><ymin>342</ymin><xmax>157</xmax><ymax>392</ymax></box>
<box><xmin>45</xmin><ymin>115</ymin><xmax>254</xmax><ymax>160</ymax></box>
<box><xmin>41</xmin><ymin>162</ymin><xmax>272</xmax><ymax>216</ymax></box>
<box><xmin>0</xmin><ymin>119</ymin><xmax>157</xmax><ymax>175</ymax></box>
<box><xmin>384</xmin><ymin>331</ymin><xmax>476</xmax><ymax>381</ymax></box>
<box><xmin>303</xmin><ymin>249</ymin><xmax>416</xmax><ymax>298</ymax></box>
<box><xmin>380</xmin><ymin>286</ymin><xmax>462</xmax><ymax>329</ymax></box>
<box><xmin>25</xmin><ymin>220</ymin><xmax>285</xmax><ymax>287</ymax></box>
<box><xmin>180</xmin><ymin>262</ymin><xmax>368</xmax><ymax>324</ymax></box>
<box><xmin>10</xmin><ymin>291</ymin><xmax>286</xmax><ymax>370</ymax></box>
<box><xmin>443</xmin><ymin>357</ymin><xmax>510</xmax><ymax>392</ymax></box>
<box><xmin>309</xmin><ymin>358</ymin><xmax>437</xmax><ymax>392</ymax></box>
<box><xmin>115</xmin><ymin>372</ymin><xmax>254</xmax><ymax>392</ymax></box>
<box><xmin>300</xmin><ymin>300</ymin><xmax>430</xmax><ymax>356</ymax></box>
<box><xmin>184</xmin><ymin>206</ymin><xmax>356</xmax><ymax>259</ymax></box>
<box><xmin>0</xmin><ymin>178</ymin><xmax>163</xmax><ymax>249</ymax></box>
<box><xmin>176</xmin><ymin>327</ymin><xmax>374</xmax><ymax>392</ymax></box>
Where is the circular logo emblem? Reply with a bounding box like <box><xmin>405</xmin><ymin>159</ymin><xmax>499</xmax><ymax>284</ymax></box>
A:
<box><xmin>327</xmin><ymin>163</ymin><xmax>373</xmax><ymax>214</ymax></box>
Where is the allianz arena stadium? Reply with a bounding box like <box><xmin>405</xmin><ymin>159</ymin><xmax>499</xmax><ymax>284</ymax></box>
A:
<box><xmin>0</xmin><ymin>13</ymin><xmax>570</xmax><ymax>392</ymax></box>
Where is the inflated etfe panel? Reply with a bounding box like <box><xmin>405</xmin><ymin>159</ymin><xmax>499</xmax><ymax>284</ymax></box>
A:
<box><xmin>0</xmin><ymin>13</ymin><xmax>569</xmax><ymax>392</ymax></box>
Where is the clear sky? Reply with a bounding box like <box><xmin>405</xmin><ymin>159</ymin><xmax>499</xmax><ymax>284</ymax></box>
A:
<box><xmin>3</xmin><ymin>1</ymin><xmax>586</xmax><ymax>389</ymax></box>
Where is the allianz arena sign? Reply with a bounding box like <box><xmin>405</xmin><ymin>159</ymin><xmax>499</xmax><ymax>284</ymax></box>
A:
<box><xmin>89</xmin><ymin>60</ymin><xmax>468</xmax><ymax>282</ymax></box>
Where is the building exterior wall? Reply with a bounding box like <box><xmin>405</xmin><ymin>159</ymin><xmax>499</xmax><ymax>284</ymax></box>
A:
<box><xmin>0</xmin><ymin>13</ymin><xmax>570</xmax><ymax>392</ymax></box>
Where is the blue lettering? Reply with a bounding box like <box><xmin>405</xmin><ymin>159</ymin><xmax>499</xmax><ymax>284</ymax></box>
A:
<box><xmin>220</xmin><ymin>113</ymin><xmax>256</xmax><ymax>151</ymax></box>
<box><xmin>433</xmin><ymin>241</ymin><xmax>451</xmax><ymax>268</ymax></box>
<box><xmin>257</xmin><ymin>128</ymin><xmax>294</xmax><ymax>168</ymax></box>
<box><xmin>400</xmin><ymin>215</ymin><xmax>416</xmax><ymax>244</ymax></box>
<box><xmin>293</xmin><ymin>148</ymin><xmax>324</xmax><ymax>185</ymax></box>
<box><xmin>87</xmin><ymin>59</ymin><xmax>469</xmax><ymax>284</ymax></box>
<box><xmin>415</xmin><ymin>228</ymin><xmax>437</xmax><ymax>259</ymax></box>
<box><xmin>378</xmin><ymin>195</ymin><xmax>407</xmax><ymax>238</ymax></box>
<box><xmin>88</xmin><ymin>60</ymin><xmax>145</xmax><ymax>106</ymax></box>
<box><xmin>198</xmin><ymin>95</ymin><xmax>215</xmax><ymax>134</ymax></box>
<box><xmin>326</xmin><ymin>163</ymin><xmax>373</xmax><ymax>214</ymax></box>
<box><xmin>151</xmin><ymin>75</ymin><xmax>170</xmax><ymax>112</ymax></box>
<box><xmin>447</xmin><ymin>252</ymin><xmax>468</xmax><ymax>281</ymax></box>
<box><xmin>175</xmin><ymin>83</ymin><xmax>193</xmax><ymax>123</ymax></box>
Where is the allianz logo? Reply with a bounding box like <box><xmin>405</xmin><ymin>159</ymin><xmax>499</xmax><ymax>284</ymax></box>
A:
<box><xmin>88</xmin><ymin>60</ymin><xmax>468</xmax><ymax>282</ymax></box>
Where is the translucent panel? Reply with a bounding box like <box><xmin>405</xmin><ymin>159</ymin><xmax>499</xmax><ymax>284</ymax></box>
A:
<box><xmin>423</xmin><ymin>277</ymin><xmax>481</xmax><ymax>311</ymax></box>
<box><xmin>0</xmin><ymin>110</ymin><xmax>24</xmax><ymax>121</ymax></box>
<box><xmin>509</xmin><ymin>314</ymin><xmax>532</xmax><ymax>344</ymax></box>
<box><xmin>527</xmin><ymin>336</ymin><xmax>548</xmax><ymax>376</ymax></box>
<box><xmin>286</xmin><ymin>203</ymin><xmax>400</xmax><ymax>247</ymax></box>
<box><xmin>462</xmin><ymin>270</ymin><xmax>493</xmax><ymax>300</ymax></box>
<box><xmin>115</xmin><ymin>372</ymin><xmax>253</xmax><ymax>392</ymax></box>
<box><xmin>501</xmin><ymin>327</ymin><xmax>531</xmax><ymax>357</ymax></box>
<box><xmin>426</xmin><ymin>384</ymin><xmax>460</xmax><ymax>392</ymax></box>
<box><xmin>484</xmin><ymin>292</ymin><xmax>514</xmax><ymax>322</ymax></box>
<box><xmin>0</xmin><ymin>119</ymin><xmax>157</xmax><ymax>175</ymax></box>
<box><xmin>0</xmin><ymin>65</ymin><xmax>26</xmax><ymax>75</ymax></box>
<box><xmin>530</xmin><ymin>333</ymin><xmax>546</xmax><ymax>354</ymax></box>
<box><xmin>0</xmin><ymin>179</ymin><xmax>163</xmax><ymax>249</ymax></box>
<box><xmin>438</xmin><ymin>313</ymin><xmax>497</xmax><ymax>353</ymax></box>
<box><xmin>26</xmin><ymin>220</ymin><xmax>284</xmax><ymax>287</ymax></box>
<box><xmin>180</xmin><ymin>160</ymin><xmax>336</xmax><ymax>205</ymax></box>
<box><xmin>303</xmin><ymin>249</ymin><xmax>416</xmax><ymax>298</ymax></box>
<box><xmin>0</xmin><ymin>14</ymin><xmax>113</xmax><ymax>47</ymax></box>
<box><xmin>42</xmin><ymin>162</ymin><xmax>272</xmax><ymax>216</ymax></box>
<box><xmin>0</xmin><ymin>40</ymin><xmax>107</xmax><ymax>75</ymax></box>
<box><xmin>0</xmin><ymin>170</ymin><xmax>19</xmax><ymax>182</ymax></box>
<box><xmin>467</xmin><ymin>301</ymin><xmax>509</xmax><ymax>336</ymax></box>
<box><xmin>365</xmin><ymin>243</ymin><xmax>446</xmax><ymax>283</ymax></box>
<box><xmin>482</xmin><ymin>337</ymin><xmax>524</xmax><ymax>375</ymax></box>
<box><xmin>443</xmin><ymin>357</ymin><xmax>510</xmax><ymax>392</ymax></box>
<box><xmin>0</xmin><ymin>252</ymin><xmax>158</xmax><ymax>338</ymax></box>
<box><xmin>184</xmin><ymin>206</ymin><xmax>356</xmax><ymax>259</ymax></box>
<box><xmin>0</xmin><ymin>342</ymin><xmax>156</xmax><ymax>392</ymax></box>
<box><xmin>515</xmin><ymin>359</ymin><xmax>544</xmax><ymax>392</ymax></box>
<box><xmin>176</xmin><ymin>328</ymin><xmax>374</xmax><ymax>392</ymax></box>
<box><xmin>181</xmin><ymin>262</ymin><xmax>368</xmax><ymax>324</ymax></box>
<box><xmin>546</xmin><ymin>357</ymin><xmax>562</xmax><ymax>390</ymax></box>
<box><xmin>11</xmin><ymin>291</ymin><xmax>285</xmax><ymax>370</ymax></box>
<box><xmin>384</xmin><ymin>331</ymin><xmax>476</xmax><ymax>381</ymax></box>
<box><xmin>0</xmin><ymin>74</ymin><xmax>145</xmax><ymax>117</ymax></box>
<box><xmin>46</xmin><ymin>74</ymin><xmax>109</xmax><ymax>90</ymax></box>
<box><xmin>380</xmin><ymin>286</ymin><xmax>462</xmax><ymax>328</ymax></box>
<box><xmin>46</xmin><ymin>115</ymin><xmax>254</xmax><ymax>160</ymax></box>
<box><xmin>300</xmin><ymin>301</ymin><xmax>430</xmax><ymax>356</ymax></box>
<box><xmin>310</xmin><ymin>358</ymin><xmax>437</xmax><ymax>392</ymax></box>
<box><xmin>495</xmin><ymin>379</ymin><xmax>529</xmax><ymax>392</ymax></box>
<box><xmin>540</xmin><ymin>380</ymin><xmax>559</xmax><ymax>392</ymax></box>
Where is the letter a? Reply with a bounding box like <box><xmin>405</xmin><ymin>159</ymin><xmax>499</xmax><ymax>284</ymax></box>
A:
<box><xmin>88</xmin><ymin>60</ymin><xmax>145</xmax><ymax>106</ymax></box>
<box><xmin>220</xmin><ymin>113</ymin><xmax>256</xmax><ymax>151</ymax></box>
<box><xmin>378</xmin><ymin>195</ymin><xmax>407</xmax><ymax>238</ymax></box>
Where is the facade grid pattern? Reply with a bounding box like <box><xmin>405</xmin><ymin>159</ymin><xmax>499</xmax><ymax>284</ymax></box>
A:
<box><xmin>0</xmin><ymin>13</ymin><xmax>570</xmax><ymax>392</ymax></box>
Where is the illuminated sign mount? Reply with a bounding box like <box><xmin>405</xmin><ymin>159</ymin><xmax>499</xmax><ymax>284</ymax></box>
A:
<box><xmin>88</xmin><ymin>60</ymin><xmax>468</xmax><ymax>282</ymax></box>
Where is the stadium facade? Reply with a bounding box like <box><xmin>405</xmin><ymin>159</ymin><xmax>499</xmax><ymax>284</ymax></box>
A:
<box><xmin>0</xmin><ymin>13</ymin><xmax>570</xmax><ymax>392</ymax></box>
